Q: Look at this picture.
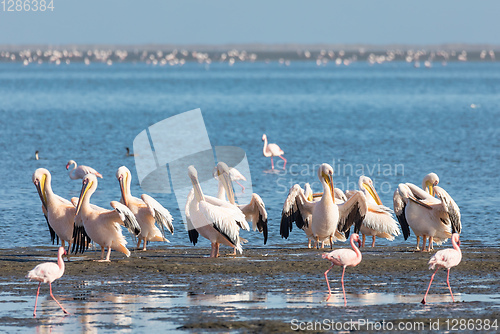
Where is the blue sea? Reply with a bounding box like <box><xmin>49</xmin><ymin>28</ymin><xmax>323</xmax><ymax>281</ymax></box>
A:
<box><xmin>0</xmin><ymin>61</ymin><xmax>499</xmax><ymax>249</ymax></box>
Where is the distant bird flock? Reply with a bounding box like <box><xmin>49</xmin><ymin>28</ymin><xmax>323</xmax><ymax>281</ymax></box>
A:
<box><xmin>2</xmin><ymin>47</ymin><xmax>496</xmax><ymax>68</ymax></box>
<box><xmin>31</xmin><ymin>132</ymin><xmax>463</xmax><ymax>315</ymax></box>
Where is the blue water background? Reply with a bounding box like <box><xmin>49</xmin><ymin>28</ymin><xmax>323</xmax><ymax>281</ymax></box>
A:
<box><xmin>0</xmin><ymin>61</ymin><xmax>499</xmax><ymax>249</ymax></box>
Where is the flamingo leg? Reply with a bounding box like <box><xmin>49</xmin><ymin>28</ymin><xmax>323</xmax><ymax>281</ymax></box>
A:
<box><xmin>371</xmin><ymin>236</ymin><xmax>376</xmax><ymax>247</ymax></box>
<box><xmin>324</xmin><ymin>264</ymin><xmax>334</xmax><ymax>301</ymax></box>
<box><xmin>279</xmin><ymin>155</ymin><xmax>287</xmax><ymax>170</ymax></box>
<box><xmin>416</xmin><ymin>236</ymin><xmax>420</xmax><ymax>251</ymax></box>
<box><xmin>446</xmin><ymin>269</ymin><xmax>455</xmax><ymax>302</ymax></box>
<box><xmin>421</xmin><ymin>268</ymin><xmax>438</xmax><ymax>304</ymax></box>
<box><xmin>270</xmin><ymin>157</ymin><xmax>274</xmax><ymax>170</ymax></box>
<box><xmin>49</xmin><ymin>283</ymin><xmax>70</xmax><ymax>314</ymax></box>
<box><xmin>33</xmin><ymin>282</ymin><xmax>41</xmax><ymax>317</ymax></box>
<box><xmin>362</xmin><ymin>234</ymin><xmax>366</xmax><ymax>247</ymax></box>
<box><xmin>341</xmin><ymin>266</ymin><xmax>347</xmax><ymax>307</ymax></box>
<box><xmin>235</xmin><ymin>181</ymin><xmax>245</xmax><ymax>193</ymax></box>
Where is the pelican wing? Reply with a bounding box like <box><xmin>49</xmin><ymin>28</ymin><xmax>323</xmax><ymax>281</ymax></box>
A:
<box><xmin>185</xmin><ymin>189</ymin><xmax>199</xmax><ymax>245</ymax></box>
<box><xmin>141</xmin><ymin>194</ymin><xmax>174</xmax><ymax>238</ymax></box>
<box><xmin>434</xmin><ymin>186</ymin><xmax>462</xmax><ymax>234</ymax></box>
<box><xmin>337</xmin><ymin>190</ymin><xmax>367</xmax><ymax>234</ymax></box>
<box><xmin>239</xmin><ymin>193</ymin><xmax>268</xmax><ymax>245</ymax></box>
<box><xmin>334</xmin><ymin>188</ymin><xmax>347</xmax><ymax>202</ymax></box>
<box><xmin>393</xmin><ymin>186</ymin><xmax>411</xmax><ymax>240</ymax></box>
<box><xmin>205</xmin><ymin>196</ymin><xmax>249</xmax><ymax>231</ymax></box>
<box><xmin>40</xmin><ymin>205</ymin><xmax>59</xmax><ymax>245</ymax></box>
<box><xmin>280</xmin><ymin>184</ymin><xmax>315</xmax><ymax>239</ymax></box>
<box><xmin>199</xmin><ymin>201</ymin><xmax>244</xmax><ymax>251</ymax></box>
<box><xmin>110</xmin><ymin>201</ymin><xmax>141</xmax><ymax>236</ymax></box>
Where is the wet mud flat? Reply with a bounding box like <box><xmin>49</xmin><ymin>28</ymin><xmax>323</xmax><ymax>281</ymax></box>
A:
<box><xmin>0</xmin><ymin>243</ymin><xmax>498</xmax><ymax>333</ymax></box>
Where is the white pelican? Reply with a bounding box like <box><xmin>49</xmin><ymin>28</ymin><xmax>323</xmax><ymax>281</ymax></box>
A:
<box><xmin>74</xmin><ymin>173</ymin><xmax>141</xmax><ymax>261</ymax></box>
<box><xmin>185</xmin><ymin>165</ymin><xmax>249</xmax><ymax>257</ymax></box>
<box><xmin>346</xmin><ymin>176</ymin><xmax>400</xmax><ymax>247</ymax></box>
<box><xmin>214</xmin><ymin>162</ymin><xmax>268</xmax><ymax>244</ymax></box>
<box><xmin>280</xmin><ymin>163</ymin><xmax>367</xmax><ymax>248</ymax></box>
<box><xmin>116</xmin><ymin>166</ymin><xmax>174</xmax><ymax>250</ymax></box>
<box><xmin>262</xmin><ymin>134</ymin><xmax>286</xmax><ymax>170</ymax></box>
<box><xmin>66</xmin><ymin>160</ymin><xmax>103</xmax><ymax>180</ymax></box>
<box><xmin>393</xmin><ymin>179</ymin><xmax>461</xmax><ymax>252</ymax></box>
<box><xmin>32</xmin><ymin>168</ymin><xmax>75</xmax><ymax>252</ymax></box>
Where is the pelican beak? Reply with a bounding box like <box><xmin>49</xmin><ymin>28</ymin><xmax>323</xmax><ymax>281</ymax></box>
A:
<box><xmin>363</xmin><ymin>182</ymin><xmax>382</xmax><ymax>205</ymax></box>
<box><xmin>34</xmin><ymin>176</ymin><xmax>47</xmax><ymax>211</ymax></box>
<box><xmin>76</xmin><ymin>179</ymin><xmax>92</xmax><ymax>215</ymax></box>
<box><xmin>324</xmin><ymin>172</ymin><xmax>334</xmax><ymax>203</ymax></box>
<box><xmin>222</xmin><ymin>170</ymin><xmax>236</xmax><ymax>205</ymax></box>
<box><xmin>426</xmin><ymin>181</ymin><xmax>434</xmax><ymax>196</ymax></box>
<box><xmin>118</xmin><ymin>174</ymin><xmax>128</xmax><ymax>206</ymax></box>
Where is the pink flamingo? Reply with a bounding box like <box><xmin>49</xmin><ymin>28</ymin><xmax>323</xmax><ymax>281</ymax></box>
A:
<box><xmin>262</xmin><ymin>134</ymin><xmax>286</xmax><ymax>170</ymax></box>
<box><xmin>66</xmin><ymin>160</ymin><xmax>103</xmax><ymax>179</ymax></box>
<box><xmin>322</xmin><ymin>233</ymin><xmax>362</xmax><ymax>306</ymax></box>
<box><xmin>26</xmin><ymin>247</ymin><xmax>70</xmax><ymax>317</ymax></box>
<box><xmin>421</xmin><ymin>233</ymin><xmax>462</xmax><ymax>304</ymax></box>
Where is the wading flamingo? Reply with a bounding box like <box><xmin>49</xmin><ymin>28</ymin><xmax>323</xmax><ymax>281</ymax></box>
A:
<box><xmin>26</xmin><ymin>247</ymin><xmax>70</xmax><ymax>317</ymax></box>
<box><xmin>262</xmin><ymin>134</ymin><xmax>286</xmax><ymax>170</ymax></box>
<box><xmin>66</xmin><ymin>160</ymin><xmax>103</xmax><ymax>180</ymax></box>
<box><xmin>116</xmin><ymin>166</ymin><xmax>174</xmax><ymax>250</ymax></box>
<box><xmin>280</xmin><ymin>163</ymin><xmax>367</xmax><ymax>249</ymax></box>
<box><xmin>421</xmin><ymin>233</ymin><xmax>462</xmax><ymax>304</ymax></box>
<box><xmin>322</xmin><ymin>233</ymin><xmax>362</xmax><ymax>306</ymax></box>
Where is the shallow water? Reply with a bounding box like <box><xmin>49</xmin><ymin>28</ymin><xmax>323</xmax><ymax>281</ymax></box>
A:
<box><xmin>1</xmin><ymin>61</ymin><xmax>499</xmax><ymax>249</ymax></box>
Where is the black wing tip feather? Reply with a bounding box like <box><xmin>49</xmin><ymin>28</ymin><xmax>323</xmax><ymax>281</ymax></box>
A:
<box><xmin>188</xmin><ymin>228</ymin><xmax>199</xmax><ymax>246</ymax></box>
<box><xmin>71</xmin><ymin>224</ymin><xmax>91</xmax><ymax>254</ymax></box>
<box><xmin>257</xmin><ymin>213</ymin><xmax>268</xmax><ymax>245</ymax></box>
<box><xmin>396</xmin><ymin>212</ymin><xmax>411</xmax><ymax>240</ymax></box>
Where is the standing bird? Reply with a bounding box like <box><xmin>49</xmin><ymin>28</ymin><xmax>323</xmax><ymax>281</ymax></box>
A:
<box><xmin>394</xmin><ymin>176</ymin><xmax>461</xmax><ymax>252</ymax></box>
<box><xmin>280</xmin><ymin>163</ymin><xmax>367</xmax><ymax>248</ymax></box>
<box><xmin>185</xmin><ymin>165</ymin><xmax>249</xmax><ymax>257</ymax></box>
<box><xmin>262</xmin><ymin>134</ymin><xmax>287</xmax><ymax>170</ymax></box>
<box><xmin>26</xmin><ymin>247</ymin><xmax>70</xmax><ymax>317</ymax></box>
<box><xmin>33</xmin><ymin>168</ymin><xmax>75</xmax><ymax>252</ymax></box>
<box><xmin>214</xmin><ymin>162</ymin><xmax>268</xmax><ymax>244</ymax></box>
<box><xmin>66</xmin><ymin>160</ymin><xmax>103</xmax><ymax>180</ymax></box>
<box><xmin>322</xmin><ymin>233</ymin><xmax>362</xmax><ymax>306</ymax></box>
<box><xmin>346</xmin><ymin>176</ymin><xmax>400</xmax><ymax>247</ymax></box>
<box><xmin>421</xmin><ymin>233</ymin><xmax>462</xmax><ymax>304</ymax></box>
<box><xmin>74</xmin><ymin>173</ymin><xmax>141</xmax><ymax>261</ymax></box>
<box><xmin>116</xmin><ymin>166</ymin><xmax>174</xmax><ymax>250</ymax></box>
<box><xmin>228</xmin><ymin>167</ymin><xmax>247</xmax><ymax>192</ymax></box>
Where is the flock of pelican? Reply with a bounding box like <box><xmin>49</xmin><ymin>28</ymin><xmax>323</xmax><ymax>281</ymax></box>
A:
<box><xmin>32</xmin><ymin>135</ymin><xmax>462</xmax><ymax>262</ymax></box>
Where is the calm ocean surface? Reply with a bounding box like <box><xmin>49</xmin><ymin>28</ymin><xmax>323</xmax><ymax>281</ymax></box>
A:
<box><xmin>0</xmin><ymin>61</ymin><xmax>499</xmax><ymax>249</ymax></box>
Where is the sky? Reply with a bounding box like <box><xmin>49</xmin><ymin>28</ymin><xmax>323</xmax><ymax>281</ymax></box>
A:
<box><xmin>0</xmin><ymin>0</ymin><xmax>499</xmax><ymax>45</ymax></box>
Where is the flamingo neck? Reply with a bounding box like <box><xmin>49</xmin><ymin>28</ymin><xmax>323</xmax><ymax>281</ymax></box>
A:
<box><xmin>350</xmin><ymin>237</ymin><xmax>362</xmax><ymax>259</ymax></box>
<box><xmin>57</xmin><ymin>251</ymin><xmax>65</xmax><ymax>271</ymax></box>
<box><xmin>452</xmin><ymin>236</ymin><xmax>461</xmax><ymax>253</ymax></box>
<box><xmin>262</xmin><ymin>137</ymin><xmax>269</xmax><ymax>157</ymax></box>
<box><xmin>69</xmin><ymin>163</ymin><xmax>77</xmax><ymax>178</ymax></box>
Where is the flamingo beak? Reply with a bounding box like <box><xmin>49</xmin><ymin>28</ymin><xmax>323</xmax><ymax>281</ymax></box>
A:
<box><xmin>363</xmin><ymin>182</ymin><xmax>382</xmax><ymax>205</ymax></box>
<box><xmin>66</xmin><ymin>163</ymin><xmax>70</xmax><ymax>170</ymax></box>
